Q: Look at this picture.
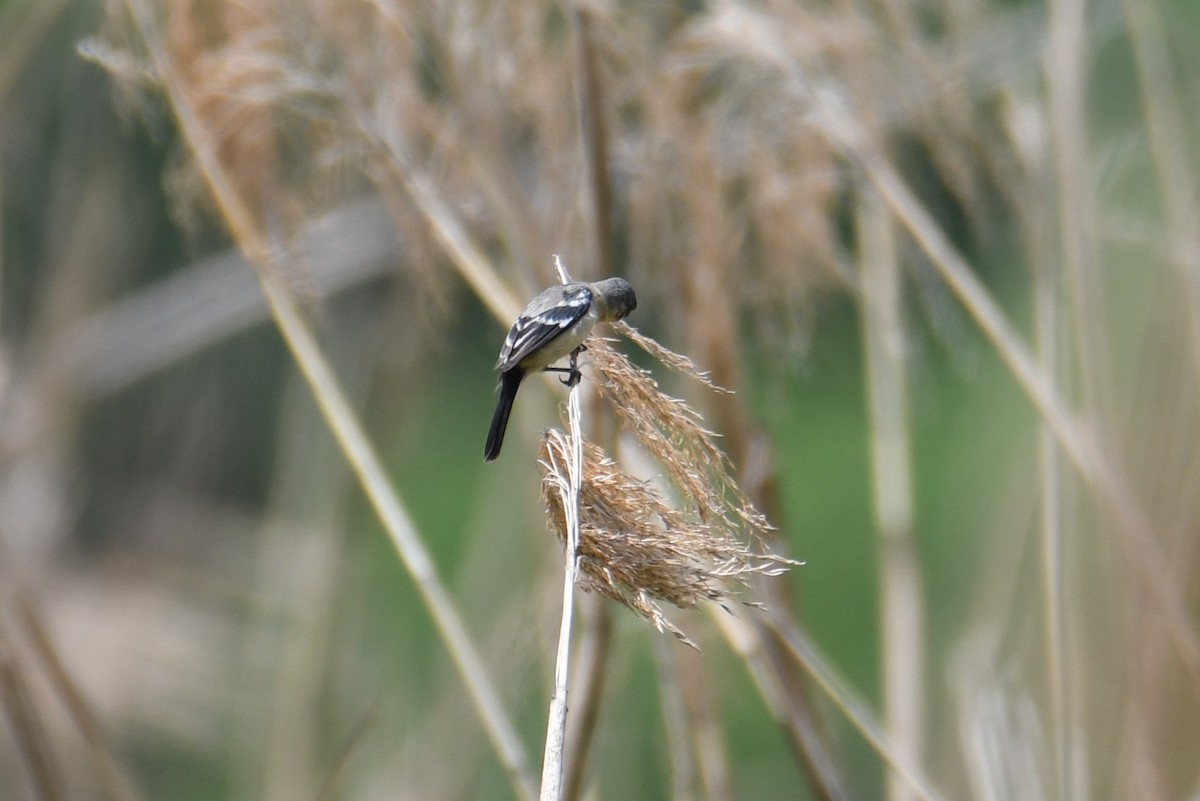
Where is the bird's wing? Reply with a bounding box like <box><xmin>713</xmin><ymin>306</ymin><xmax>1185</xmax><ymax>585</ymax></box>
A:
<box><xmin>496</xmin><ymin>284</ymin><xmax>593</xmax><ymax>370</ymax></box>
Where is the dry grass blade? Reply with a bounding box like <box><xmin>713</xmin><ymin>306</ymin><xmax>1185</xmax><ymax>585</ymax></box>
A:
<box><xmin>540</xmin><ymin>432</ymin><xmax>793</xmax><ymax>649</ymax></box>
<box><xmin>585</xmin><ymin>335</ymin><xmax>769</xmax><ymax>541</ymax></box>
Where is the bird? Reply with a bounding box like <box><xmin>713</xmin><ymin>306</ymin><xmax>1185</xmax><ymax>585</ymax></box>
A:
<box><xmin>484</xmin><ymin>276</ymin><xmax>637</xmax><ymax>461</ymax></box>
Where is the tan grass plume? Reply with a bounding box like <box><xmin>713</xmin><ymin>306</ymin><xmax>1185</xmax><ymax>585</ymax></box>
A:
<box><xmin>540</xmin><ymin>328</ymin><xmax>794</xmax><ymax>647</ymax></box>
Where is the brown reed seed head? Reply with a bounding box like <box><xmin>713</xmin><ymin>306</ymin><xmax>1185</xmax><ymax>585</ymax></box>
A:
<box><xmin>539</xmin><ymin>330</ymin><xmax>794</xmax><ymax>647</ymax></box>
<box><xmin>587</xmin><ymin>333</ymin><xmax>771</xmax><ymax>540</ymax></box>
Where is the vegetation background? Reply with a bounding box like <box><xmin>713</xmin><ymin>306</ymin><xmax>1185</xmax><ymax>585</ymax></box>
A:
<box><xmin>1</xmin><ymin>0</ymin><xmax>1199</xmax><ymax>799</ymax></box>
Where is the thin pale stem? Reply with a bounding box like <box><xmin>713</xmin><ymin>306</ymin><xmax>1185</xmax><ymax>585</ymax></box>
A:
<box><xmin>540</xmin><ymin>370</ymin><xmax>584</xmax><ymax>801</ymax></box>
<box><xmin>1122</xmin><ymin>0</ymin><xmax>1200</xmax><ymax>382</ymax></box>
<box><xmin>1017</xmin><ymin>102</ymin><xmax>1075</xmax><ymax>801</ymax></box>
<box><xmin>855</xmin><ymin>187</ymin><xmax>924</xmax><ymax>801</ymax></box>
<box><xmin>562</xmin><ymin>597</ymin><xmax>612</xmax><ymax>801</ymax></box>
<box><xmin>553</xmin><ymin>254</ymin><xmax>571</xmax><ymax>285</ymax></box>
<box><xmin>1047</xmin><ymin>0</ymin><xmax>1110</xmax><ymax>419</ymax></box>
<box><xmin>1036</xmin><ymin>252</ymin><xmax>1072</xmax><ymax>801</ymax></box>
<box><xmin>561</xmin><ymin>17</ymin><xmax>622</xmax><ymax>759</ymax></box>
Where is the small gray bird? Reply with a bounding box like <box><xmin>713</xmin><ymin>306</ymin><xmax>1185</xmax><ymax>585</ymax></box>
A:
<box><xmin>485</xmin><ymin>277</ymin><xmax>637</xmax><ymax>461</ymax></box>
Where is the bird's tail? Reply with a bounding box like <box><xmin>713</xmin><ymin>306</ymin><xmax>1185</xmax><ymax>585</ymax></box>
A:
<box><xmin>484</xmin><ymin>369</ymin><xmax>524</xmax><ymax>461</ymax></box>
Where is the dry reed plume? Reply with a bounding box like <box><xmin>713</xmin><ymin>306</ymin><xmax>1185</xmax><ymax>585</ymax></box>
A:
<box><xmin>540</xmin><ymin>328</ymin><xmax>795</xmax><ymax>646</ymax></box>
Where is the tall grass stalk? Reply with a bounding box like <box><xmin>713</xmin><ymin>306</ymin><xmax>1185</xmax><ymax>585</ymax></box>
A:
<box><xmin>1014</xmin><ymin>86</ymin><xmax>1075</xmax><ymax>801</ymax></box>
<box><xmin>856</xmin><ymin>187</ymin><xmax>924</xmax><ymax>801</ymax></box>
<box><xmin>538</xmin><ymin>378</ymin><xmax>583</xmax><ymax>801</ymax></box>
<box><xmin>560</xmin><ymin>22</ymin><xmax>615</xmax><ymax>792</ymax></box>
<box><xmin>561</xmin><ymin>596</ymin><xmax>612</xmax><ymax>801</ymax></box>
<box><xmin>538</xmin><ymin>255</ymin><xmax>586</xmax><ymax>801</ymax></box>
<box><xmin>1121</xmin><ymin>0</ymin><xmax>1200</xmax><ymax>376</ymax></box>
<box><xmin>1037</xmin><ymin>251</ymin><xmax>1072</xmax><ymax>801</ymax></box>
<box><xmin>1047</xmin><ymin>0</ymin><xmax>1110</xmax><ymax>420</ymax></box>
